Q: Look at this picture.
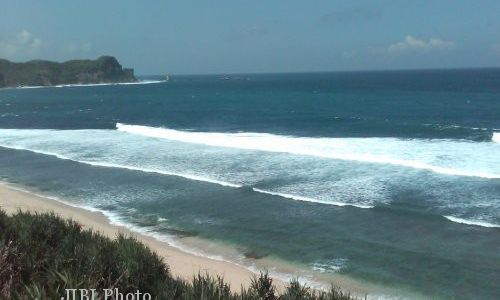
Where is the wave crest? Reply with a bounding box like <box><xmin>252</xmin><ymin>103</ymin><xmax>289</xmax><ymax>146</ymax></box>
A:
<box><xmin>444</xmin><ymin>216</ymin><xmax>500</xmax><ymax>228</ymax></box>
<box><xmin>492</xmin><ymin>132</ymin><xmax>500</xmax><ymax>144</ymax></box>
<box><xmin>116</xmin><ymin>123</ymin><xmax>500</xmax><ymax>179</ymax></box>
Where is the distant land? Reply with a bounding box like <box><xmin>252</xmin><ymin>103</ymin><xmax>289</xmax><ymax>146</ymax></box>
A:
<box><xmin>0</xmin><ymin>56</ymin><xmax>137</xmax><ymax>88</ymax></box>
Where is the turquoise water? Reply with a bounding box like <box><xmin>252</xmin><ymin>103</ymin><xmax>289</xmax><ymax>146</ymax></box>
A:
<box><xmin>0</xmin><ymin>70</ymin><xmax>499</xmax><ymax>299</ymax></box>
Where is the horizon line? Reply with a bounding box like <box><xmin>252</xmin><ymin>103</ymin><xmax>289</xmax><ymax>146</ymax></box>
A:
<box><xmin>138</xmin><ymin>65</ymin><xmax>500</xmax><ymax>77</ymax></box>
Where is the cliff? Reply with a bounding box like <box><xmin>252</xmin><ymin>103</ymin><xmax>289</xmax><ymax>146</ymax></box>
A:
<box><xmin>0</xmin><ymin>56</ymin><xmax>137</xmax><ymax>87</ymax></box>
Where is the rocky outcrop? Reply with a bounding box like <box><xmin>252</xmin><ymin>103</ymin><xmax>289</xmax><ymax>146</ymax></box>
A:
<box><xmin>0</xmin><ymin>56</ymin><xmax>137</xmax><ymax>87</ymax></box>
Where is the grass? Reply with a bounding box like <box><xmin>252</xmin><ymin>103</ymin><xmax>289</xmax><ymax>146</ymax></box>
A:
<box><xmin>0</xmin><ymin>209</ymin><xmax>358</xmax><ymax>299</ymax></box>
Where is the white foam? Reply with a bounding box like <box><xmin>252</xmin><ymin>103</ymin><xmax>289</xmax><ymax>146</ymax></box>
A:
<box><xmin>252</xmin><ymin>188</ymin><xmax>373</xmax><ymax>209</ymax></box>
<box><xmin>1</xmin><ymin>126</ymin><xmax>498</xmax><ymax>214</ymax></box>
<box><xmin>11</xmin><ymin>85</ymin><xmax>46</xmax><ymax>89</ymax></box>
<box><xmin>0</xmin><ymin>144</ymin><xmax>373</xmax><ymax>208</ymax></box>
<box><xmin>88</xmin><ymin>162</ymin><xmax>242</xmax><ymax>188</ymax></box>
<box><xmin>117</xmin><ymin>123</ymin><xmax>500</xmax><ymax>179</ymax></box>
<box><xmin>0</xmin><ymin>144</ymin><xmax>241</xmax><ymax>188</ymax></box>
<box><xmin>1</xmin><ymin>80</ymin><xmax>166</xmax><ymax>90</ymax></box>
<box><xmin>492</xmin><ymin>132</ymin><xmax>500</xmax><ymax>144</ymax></box>
<box><xmin>95</xmin><ymin>209</ymin><xmax>230</xmax><ymax>263</ymax></box>
<box><xmin>54</xmin><ymin>80</ymin><xmax>167</xmax><ymax>88</ymax></box>
<box><xmin>444</xmin><ymin>216</ymin><xmax>500</xmax><ymax>228</ymax></box>
<box><xmin>311</xmin><ymin>258</ymin><xmax>348</xmax><ymax>273</ymax></box>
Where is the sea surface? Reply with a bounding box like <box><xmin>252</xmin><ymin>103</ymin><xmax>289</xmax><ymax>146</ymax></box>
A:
<box><xmin>0</xmin><ymin>70</ymin><xmax>499</xmax><ymax>299</ymax></box>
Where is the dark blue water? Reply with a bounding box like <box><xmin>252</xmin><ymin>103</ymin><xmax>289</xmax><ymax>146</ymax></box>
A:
<box><xmin>1</xmin><ymin>70</ymin><xmax>499</xmax><ymax>140</ymax></box>
<box><xmin>0</xmin><ymin>69</ymin><xmax>499</xmax><ymax>299</ymax></box>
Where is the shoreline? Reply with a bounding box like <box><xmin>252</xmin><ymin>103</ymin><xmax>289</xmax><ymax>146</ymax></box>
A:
<box><xmin>0</xmin><ymin>79</ymin><xmax>167</xmax><ymax>90</ymax></box>
<box><xmin>0</xmin><ymin>182</ymin><xmax>272</xmax><ymax>292</ymax></box>
<box><xmin>0</xmin><ymin>181</ymin><xmax>423</xmax><ymax>299</ymax></box>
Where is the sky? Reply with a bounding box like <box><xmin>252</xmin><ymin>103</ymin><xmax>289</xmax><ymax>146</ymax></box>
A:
<box><xmin>0</xmin><ymin>0</ymin><xmax>499</xmax><ymax>75</ymax></box>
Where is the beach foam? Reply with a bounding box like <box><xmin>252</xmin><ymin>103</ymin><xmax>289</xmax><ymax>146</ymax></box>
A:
<box><xmin>0</xmin><ymin>181</ymin><xmax>242</xmax><ymax>264</ymax></box>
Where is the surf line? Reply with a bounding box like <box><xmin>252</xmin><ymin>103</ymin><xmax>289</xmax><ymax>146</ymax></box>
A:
<box><xmin>0</xmin><ymin>144</ymin><xmax>372</xmax><ymax>209</ymax></box>
<box><xmin>115</xmin><ymin>123</ymin><xmax>500</xmax><ymax>179</ymax></box>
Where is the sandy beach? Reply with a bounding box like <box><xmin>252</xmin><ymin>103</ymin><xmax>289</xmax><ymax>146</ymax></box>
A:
<box><xmin>0</xmin><ymin>181</ymin><xmax>404</xmax><ymax>299</ymax></box>
<box><xmin>0</xmin><ymin>181</ymin><xmax>434</xmax><ymax>299</ymax></box>
<box><xmin>0</xmin><ymin>182</ymin><xmax>280</xmax><ymax>292</ymax></box>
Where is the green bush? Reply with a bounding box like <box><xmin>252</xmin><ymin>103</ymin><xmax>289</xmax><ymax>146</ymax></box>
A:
<box><xmin>0</xmin><ymin>209</ymin><xmax>358</xmax><ymax>299</ymax></box>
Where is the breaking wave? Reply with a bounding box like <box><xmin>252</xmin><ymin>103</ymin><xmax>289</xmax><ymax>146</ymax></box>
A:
<box><xmin>444</xmin><ymin>216</ymin><xmax>500</xmax><ymax>228</ymax></box>
<box><xmin>0</xmin><ymin>126</ymin><xmax>498</xmax><ymax>227</ymax></box>
<box><xmin>492</xmin><ymin>132</ymin><xmax>500</xmax><ymax>143</ymax></box>
<box><xmin>116</xmin><ymin>123</ymin><xmax>500</xmax><ymax>179</ymax></box>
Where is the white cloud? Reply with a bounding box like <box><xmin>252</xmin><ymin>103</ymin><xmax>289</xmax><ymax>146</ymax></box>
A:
<box><xmin>388</xmin><ymin>35</ymin><xmax>455</xmax><ymax>53</ymax></box>
<box><xmin>0</xmin><ymin>30</ymin><xmax>44</xmax><ymax>58</ymax></box>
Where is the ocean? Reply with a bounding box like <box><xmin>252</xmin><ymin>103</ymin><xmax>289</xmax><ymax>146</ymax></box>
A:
<box><xmin>0</xmin><ymin>69</ymin><xmax>499</xmax><ymax>299</ymax></box>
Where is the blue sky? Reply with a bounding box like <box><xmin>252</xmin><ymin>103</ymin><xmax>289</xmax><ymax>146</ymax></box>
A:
<box><xmin>1</xmin><ymin>0</ymin><xmax>499</xmax><ymax>74</ymax></box>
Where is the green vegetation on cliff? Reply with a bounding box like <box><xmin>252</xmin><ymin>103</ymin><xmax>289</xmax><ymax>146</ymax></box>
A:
<box><xmin>0</xmin><ymin>209</ymin><xmax>357</xmax><ymax>299</ymax></box>
<box><xmin>0</xmin><ymin>56</ymin><xmax>137</xmax><ymax>88</ymax></box>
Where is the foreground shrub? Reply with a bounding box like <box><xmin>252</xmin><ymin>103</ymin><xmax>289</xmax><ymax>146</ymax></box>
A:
<box><xmin>0</xmin><ymin>209</ymin><xmax>357</xmax><ymax>299</ymax></box>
